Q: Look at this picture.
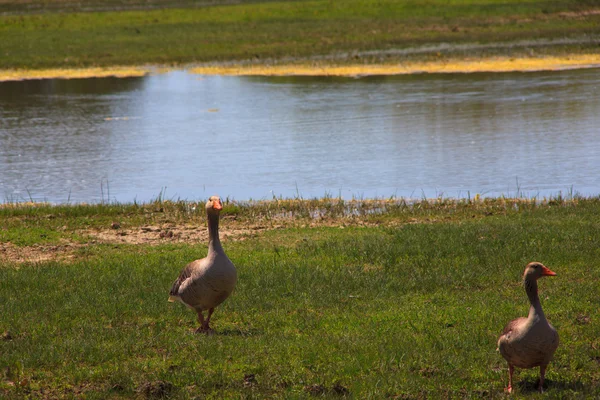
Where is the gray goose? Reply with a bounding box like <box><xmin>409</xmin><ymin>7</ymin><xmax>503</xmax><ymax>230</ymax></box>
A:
<box><xmin>497</xmin><ymin>262</ymin><xmax>559</xmax><ymax>393</ymax></box>
<box><xmin>168</xmin><ymin>196</ymin><xmax>237</xmax><ymax>334</ymax></box>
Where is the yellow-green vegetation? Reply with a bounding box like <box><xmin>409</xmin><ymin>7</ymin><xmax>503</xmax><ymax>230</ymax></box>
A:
<box><xmin>1</xmin><ymin>0</ymin><xmax>599</xmax><ymax>72</ymax></box>
<box><xmin>1</xmin><ymin>196</ymin><xmax>600</xmax><ymax>398</ymax></box>
<box><xmin>189</xmin><ymin>53</ymin><xmax>600</xmax><ymax>76</ymax></box>
<box><xmin>0</xmin><ymin>66</ymin><xmax>148</xmax><ymax>81</ymax></box>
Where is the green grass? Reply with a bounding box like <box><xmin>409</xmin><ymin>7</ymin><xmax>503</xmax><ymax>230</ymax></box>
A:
<box><xmin>1</xmin><ymin>0</ymin><xmax>599</xmax><ymax>69</ymax></box>
<box><xmin>1</xmin><ymin>197</ymin><xmax>600</xmax><ymax>398</ymax></box>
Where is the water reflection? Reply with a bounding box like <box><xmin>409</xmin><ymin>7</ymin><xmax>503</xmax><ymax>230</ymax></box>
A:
<box><xmin>0</xmin><ymin>77</ymin><xmax>145</xmax><ymax>202</ymax></box>
<box><xmin>0</xmin><ymin>69</ymin><xmax>599</xmax><ymax>203</ymax></box>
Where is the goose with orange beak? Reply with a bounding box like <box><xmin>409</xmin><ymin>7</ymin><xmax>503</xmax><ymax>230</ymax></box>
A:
<box><xmin>497</xmin><ymin>262</ymin><xmax>559</xmax><ymax>393</ymax></box>
<box><xmin>168</xmin><ymin>196</ymin><xmax>237</xmax><ymax>334</ymax></box>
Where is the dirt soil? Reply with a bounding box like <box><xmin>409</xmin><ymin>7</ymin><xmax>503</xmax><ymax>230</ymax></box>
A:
<box><xmin>84</xmin><ymin>218</ymin><xmax>275</xmax><ymax>245</ymax></box>
<box><xmin>0</xmin><ymin>241</ymin><xmax>81</xmax><ymax>264</ymax></box>
<box><xmin>0</xmin><ymin>219</ymin><xmax>272</xmax><ymax>264</ymax></box>
<box><xmin>0</xmin><ymin>214</ymin><xmax>391</xmax><ymax>264</ymax></box>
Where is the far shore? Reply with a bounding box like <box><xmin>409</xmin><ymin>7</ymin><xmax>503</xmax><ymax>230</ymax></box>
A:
<box><xmin>2</xmin><ymin>53</ymin><xmax>600</xmax><ymax>82</ymax></box>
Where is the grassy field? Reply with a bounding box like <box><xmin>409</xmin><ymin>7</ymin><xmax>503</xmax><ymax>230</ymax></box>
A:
<box><xmin>1</xmin><ymin>196</ymin><xmax>600</xmax><ymax>398</ymax></box>
<box><xmin>1</xmin><ymin>0</ymin><xmax>600</xmax><ymax>70</ymax></box>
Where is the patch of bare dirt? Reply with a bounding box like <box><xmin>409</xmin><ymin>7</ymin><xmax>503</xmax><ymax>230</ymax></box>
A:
<box><xmin>0</xmin><ymin>218</ymin><xmax>280</xmax><ymax>263</ymax></box>
<box><xmin>0</xmin><ymin>215</ymin><xmax>392</xmax><ymax>264</ymax></box>
<box><xmin>558</xmin><ymin>9</ymin><xmax>600</xmax><ymax>19</ymax></box>
<box><xmin>0</xmin><ymin>379</ymin><xmax>106</xmax><ymax>399</ymax></box>
<box><xmin>83</xmin><ymin>213</ymin><xmax>385</xmax><ymax>246</ymax></box>
<box><xmin>84</xmin><ymin>219</ymin><xmax>272</xmax><ymax>245</ymax></box>
<box><xmin>0</xmin><ymin>241</ymin><xmax>82</xmax><ymax>264</ymax></box>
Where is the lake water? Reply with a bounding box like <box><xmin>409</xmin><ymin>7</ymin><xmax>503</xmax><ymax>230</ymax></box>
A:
<box><xmin>1</xmin><ymin>68</ymin><xmax>599</xmax><ymax>204</ymax></box>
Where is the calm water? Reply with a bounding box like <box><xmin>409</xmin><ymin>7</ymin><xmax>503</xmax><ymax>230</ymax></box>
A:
<box><xmin>1</xmin><ymin>68</ymin><xmax>599</xmax><ymax>204</ymax></box>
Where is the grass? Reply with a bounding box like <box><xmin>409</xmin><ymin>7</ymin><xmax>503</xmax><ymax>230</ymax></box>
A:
<box><xmin>1</xmin><ymin>0</ymin><xmax>599</xmax><ymax>70</ymax></box>
<box><xmin>1</xmin><ymin>196</ymin><xmax>600</xmax><ymax>398</ymax></box>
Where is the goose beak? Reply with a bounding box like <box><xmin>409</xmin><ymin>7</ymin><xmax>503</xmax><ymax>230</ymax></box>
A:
<box><xmin>213</xmin><ymin>200</ymin><xmax>223</xmax><ymax>210</ymax></box>
<box><xmin>541</xmin><ymin>265</ymin><xmax>557</xmax><ymax>276</ymax></box>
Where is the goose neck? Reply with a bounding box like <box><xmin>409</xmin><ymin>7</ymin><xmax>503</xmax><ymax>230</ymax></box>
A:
<box><xmin>524</xmin><ymin>277</ymin><xmax>546</xmax><ymax>320</ymax></box>
<box><xmin>207</xmin><ymin>212</ymin><xmax>223</xmax><ymax>254</ymax></box>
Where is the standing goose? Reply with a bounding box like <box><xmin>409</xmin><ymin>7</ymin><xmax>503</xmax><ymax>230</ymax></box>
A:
<box><xmin>497</xmin><ymin>262</ymin><xmax>559</xmax><ymax>393</ymax></box>
<box><xmin>168</xmin><ymin>196</ymin><xmax>237</xmax><ymax>334</ymax></box>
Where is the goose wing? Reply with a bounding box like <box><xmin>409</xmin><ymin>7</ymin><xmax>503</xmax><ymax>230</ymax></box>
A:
<box><xmin>168</xmin><ymin>260</ymin><xmax>200</xmax><ymax>301</ymax></box>
<box><xmin>501</xmin><ymin>317</ymin><xmax>527</xmax><ymax>336</ymax></box>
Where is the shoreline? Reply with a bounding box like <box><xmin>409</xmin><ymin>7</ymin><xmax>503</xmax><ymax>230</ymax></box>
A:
<box><xmin>0</xmin><ymin>66</ymin><xmax>149</xmax><ymax>82</ymax></box>
<box><xmin>190</xmin><ymin>53</ymin><xmax>600</xmax><ymax>76</ymax></box>
<box><xmin>1</xmin><ymin>53</ymin><xmax>600</xmax><ymax>82</ymax></box>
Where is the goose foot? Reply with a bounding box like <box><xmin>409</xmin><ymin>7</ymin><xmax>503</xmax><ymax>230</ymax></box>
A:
<box><xmin>194</xmin><ymin>326</ymin><xmax>215</xmax><ymax>335</ymax></box>
<box><xmin>194</xmin><ymin>309</ymin><xmax>215</xmax><ymax>335</ymax></box>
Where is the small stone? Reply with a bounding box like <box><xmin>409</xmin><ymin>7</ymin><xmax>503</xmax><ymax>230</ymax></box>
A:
<box><xmin>243</xmin><ymin>373</ymin><xmax>257</xmax><ymax>387</ymax></box>
<box><xmin>304</xmin><ymin>384</ymin><xmax>326</xmax><ymax>395</ymax></box>
<box><xmin>332</xmin><ymin>382</ymin><xmax>350</xmax><ymax>395</ymax></box>
<box><xmin>138</xmin><ymin>380</ymin><xmax>173</xmax><ymax>398</ymax></box>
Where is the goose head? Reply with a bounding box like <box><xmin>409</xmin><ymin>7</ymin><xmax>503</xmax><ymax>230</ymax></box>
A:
<box><xmin>205</xmin><ymin>195</ymin><xmax>223</xmax><ymax>215</ymax></box>
<box><xmin>523</xmin><ymin>262</ymin><xmax>557</xmax><ymax>281</ymax></box>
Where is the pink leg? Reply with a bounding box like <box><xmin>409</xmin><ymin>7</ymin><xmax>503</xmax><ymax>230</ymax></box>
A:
<box><xmin>505</xmin><ymin>364</ymin><xmax>514</xmax><ymax>393</ymax></box>
<box><xmin>538</xmin><ymin>364</ymin><xmax>547</xmax><ymax>393</ymax></box>
<box><xmin>194</xmin><ymin>310</ymin><xmax>206</xmax><ymax>334</ymax></box>
<box><xmin>203</xmin><ymin>308</ymin><xmax>215</xmax><ymax>333</ymax></box>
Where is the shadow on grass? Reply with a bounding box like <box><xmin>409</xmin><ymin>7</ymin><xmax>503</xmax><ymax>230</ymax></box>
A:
<box><xmin>217</xmin><ymin>327</ymin><xmax>263</xmax><ymax>337</ymax></box>
<box><xmin>517</xmin><ymin>377</ymin><xmax>586</xmax><ymax>393</ymax></box>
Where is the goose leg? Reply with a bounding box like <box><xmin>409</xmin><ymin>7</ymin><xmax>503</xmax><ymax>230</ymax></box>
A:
<box><xmin>538</xmin><ymin>364</ymin><xmax>547</xmax><ymax>393</ymax></box>
<box><xmin>203</xmin><ymin>308</ymin><xmax>215</xmax><ymax>333</ymax></box>
<box><xmin>194</xmin><ymin>310</ymin><xmax>206</xmax><ymax>334</ymax></box>
<box><xmin>505</xmin><ymin>364</ymin><xmax>514</xmax><ymax>393</ymax></box>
